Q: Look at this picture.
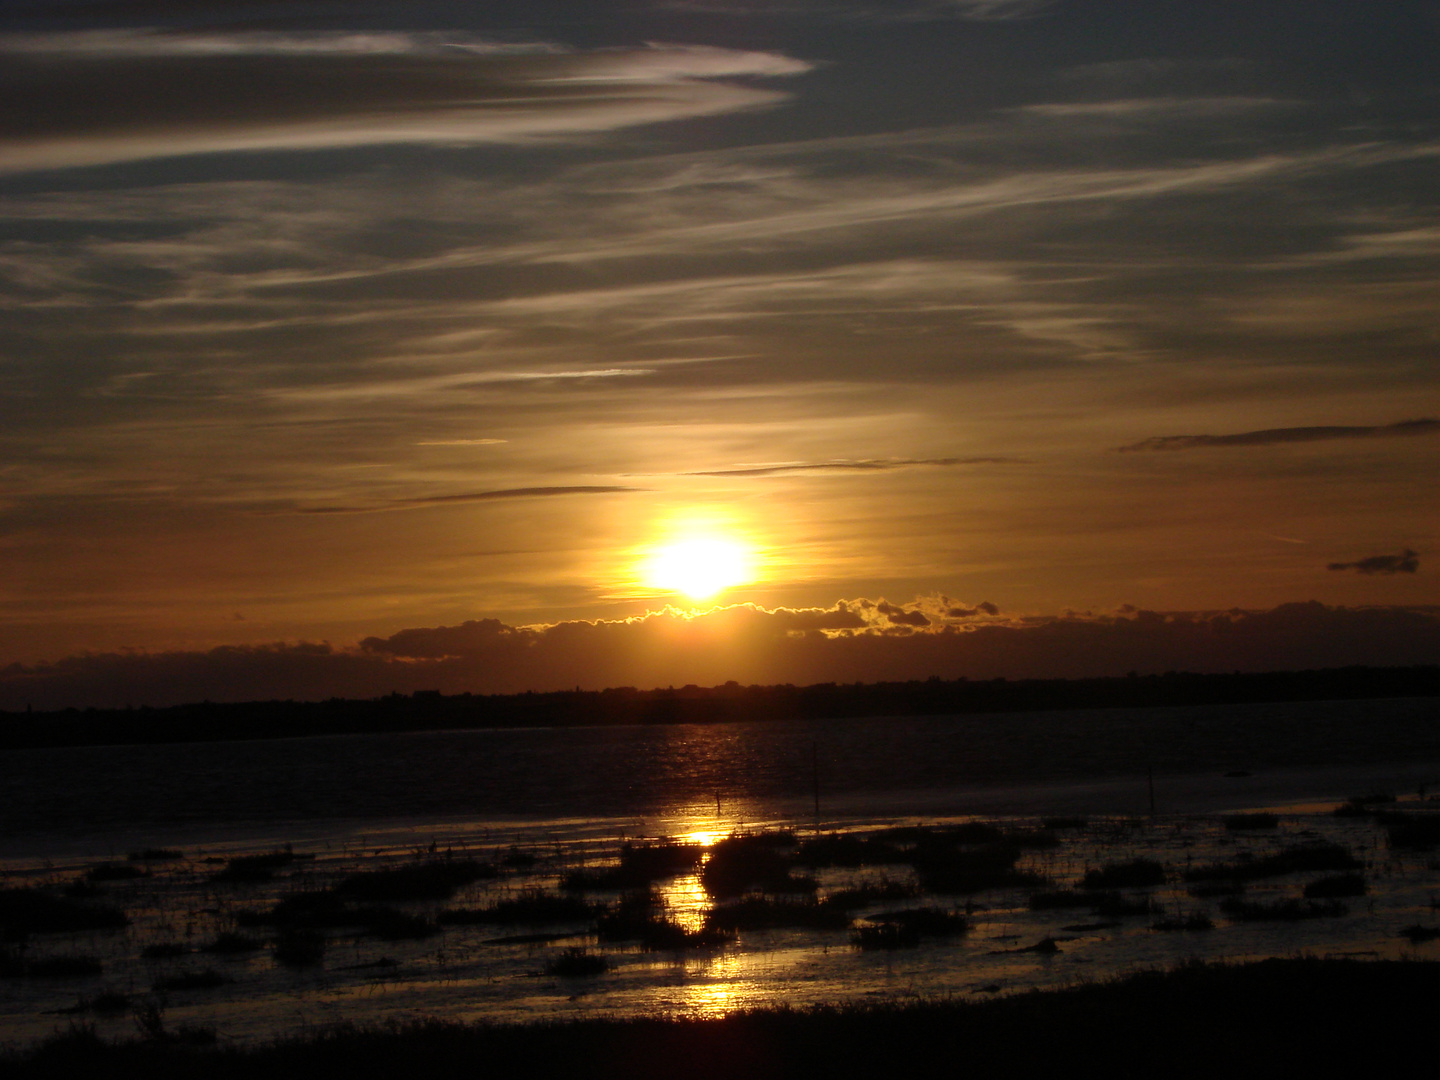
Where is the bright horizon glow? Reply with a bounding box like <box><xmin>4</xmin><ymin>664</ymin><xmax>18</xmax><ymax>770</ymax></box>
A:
<box><xmin>641</xmin><ymin>536</ymin><xmax>755</xmax><ymax>601</ymax></box>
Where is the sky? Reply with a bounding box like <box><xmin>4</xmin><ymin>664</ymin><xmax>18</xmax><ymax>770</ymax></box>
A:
<box><xmin>1</xmin><ymin>1</ymin><xmax>1438</xmax><ymax>707</ymax></box>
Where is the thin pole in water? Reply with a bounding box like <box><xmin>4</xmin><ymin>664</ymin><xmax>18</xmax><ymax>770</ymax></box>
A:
<box><xmin>812</xmin><ymin>741</ymin><xmax>821</xmax><ymax>834</ymax></box>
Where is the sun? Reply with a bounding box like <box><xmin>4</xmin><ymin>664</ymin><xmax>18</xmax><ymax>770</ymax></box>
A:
<box><xmin>641</xmin><ymin>536</ymin><xmax>754</xmax><ymax>601</ymax></box>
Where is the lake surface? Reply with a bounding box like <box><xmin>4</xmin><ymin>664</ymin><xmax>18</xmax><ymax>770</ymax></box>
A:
<box><xmin>3</xmin><ymin>697</ymin><xmax>1439</xmax><ymax>1047</ymax></box>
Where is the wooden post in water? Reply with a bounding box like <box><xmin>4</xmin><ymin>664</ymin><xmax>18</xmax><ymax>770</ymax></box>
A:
<box><xmin>812</xmin><ymin>741</ymin><xmax>821</xmax><ymax>834</ymax></box>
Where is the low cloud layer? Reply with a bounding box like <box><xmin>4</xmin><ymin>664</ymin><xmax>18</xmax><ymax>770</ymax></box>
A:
<box><xmin>1117</xmin><ymin>419</ymin><xmax>1440</xmax><ymax>453</ymax></box>
<box><xmin>3</xmin><ymin>600</ymin><xmax>1436</xmax><ymax>711</ymax></box>
<box><xmin>0</xmin><ymin>32</ymin><xmax>810</xmax><ymax>172</ymax></box>
<box><xmin>1328</xmin><ymin>550</ymin><xmax>1420</xmax><ymax>575</ymax></box>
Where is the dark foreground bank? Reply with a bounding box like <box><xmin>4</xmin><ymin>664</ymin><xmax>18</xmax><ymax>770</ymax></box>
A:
<box><xmin>7</xmin><ymin>958</ymin><xmax>1437</xmax><ymax>1079</ymax></box>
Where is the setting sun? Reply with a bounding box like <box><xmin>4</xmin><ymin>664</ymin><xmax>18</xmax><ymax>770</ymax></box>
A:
<box><xmin>642</xmin><ymin>537</ymin><xmax>754</xmax><ymax>600</ymax></box>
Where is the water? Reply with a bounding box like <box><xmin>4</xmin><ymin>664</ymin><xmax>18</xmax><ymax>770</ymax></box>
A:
<box><xmin>2</xmin><ymin>697</ymin><xmax>1439</xmax><ymax>1047</ymax></box>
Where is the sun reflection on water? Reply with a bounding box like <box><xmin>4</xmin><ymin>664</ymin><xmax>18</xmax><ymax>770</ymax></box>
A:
<box><xmin>677</xmin><ymin>952</ymin><xmax>747</xmax><ymax>1019</ymax></box>
<box><xmin>659</xmin><ymin>872</ymin><xmax>710</xmax><ymax>932</ymax></box>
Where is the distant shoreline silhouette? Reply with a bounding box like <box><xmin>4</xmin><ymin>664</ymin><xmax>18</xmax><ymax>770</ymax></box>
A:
<box><xmin>2</xmin><ymin>665</ymin><xmax>1435</xmax><ymax>750</ymax></box>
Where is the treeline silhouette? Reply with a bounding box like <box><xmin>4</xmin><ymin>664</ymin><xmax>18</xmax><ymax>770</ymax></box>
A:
<box><xmin>3</xmin><ymin>665</ymin><xmax>1437</xmax><ymax>750</ymax></box>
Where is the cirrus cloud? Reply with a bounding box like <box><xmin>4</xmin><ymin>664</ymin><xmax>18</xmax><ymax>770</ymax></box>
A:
<box><xmin>0</xmin><ymin>32</ymin><xmax>811</xmax><ymax>173</ymax></box>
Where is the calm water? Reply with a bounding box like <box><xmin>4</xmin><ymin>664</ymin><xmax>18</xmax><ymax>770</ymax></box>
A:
<box><xmin>4</xmin><ymin>697</ymin><xmax>1439</xmax><ymax>851</ymax></box>
<box><xmin>3</xmin><ymin>697</ymin><xmax>1439</xmax><ymax>1047</ymax></box>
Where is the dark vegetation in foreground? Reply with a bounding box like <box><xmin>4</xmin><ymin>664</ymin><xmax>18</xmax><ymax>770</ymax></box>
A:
<box><xmin>3</xmin><ymin>665</ymin><xmax>1437</xmax><ymax>749</ymax></box>
<box><xmin>6</xmin><ymin>959</ymin><xmax>1439</xmax><ymax>1079</ymax></box>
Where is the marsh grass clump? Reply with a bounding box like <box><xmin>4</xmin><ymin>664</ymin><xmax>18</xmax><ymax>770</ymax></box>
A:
<box><xmin>273</xmin><ymin>929</ymin><xmax>326</xmax><ymax>967</ymax></box>
<box><xmin>1303</xmin><ymin>874</ymin><xmax>1366</xmax><ymax>899</ymax></box>
<box><xmin>909</xmin><ymin>840</ymin><xmax>1040</xmax><ymax>894</ymax></box>
<box><xmin>1</xmin><ymin>951</ymin><xmax>103</xmax><ymax>978</ymax></box>
<box><xmin>544</xmin><ymin>947</ymin><xmax>608</xmax><ymax>977</ymax></box>
<box><xmin>337</xmin><ymin>858</ymin><xmax>497</xmax><ymax>902</ymax></box>
<box><xmin>704</xmin><ymin>897</ymin><xmax>850</xmax><ymax>932</ymax></box>
<box><xmin>59</xmin><ymin>990</ymin><xmax>131</xmax><ymax>1014</ymax></box>
<box><xmin>1091</xmin><ymin>893</ymin><xmax>1156</xmax><ymax>918</ymax></box>
<box><xmin>1187</xmin><ymin>882</ymin><xmax>1245</xmax><ymax>899</ymax></box>
<box><xmin>0</xmin><ymin>888</ymin><xmax>129</xmax><ymax>937</ymax></box>
<box><xmin>1400</xmin><ymin>925</ymin><xmax>1440</xmax><ymax>944</ymax></box>
<box><xmin>871</xmin><ymin>907</ymin><xmax>969</xmax><ymax>937</ymax></box>
<box><xmin>128</xmin><ymin>848</ymin><xmax>182</xmax><ymax>862</ymax></box>
<box><xmin>211</xmin><ymin>850</ymin><xmax>303</xmax><ymax>884</ymax></box>
<box><xmin>1029</xmin><ymin>890</ymin><xmax>1095</xmax><ymax>911</ymax></box>
<box><xmin>1002</xmin><ymin>829</ymin><xmax>1060</xmax><ymax>850</ymax></box>
<box><xmin>201</xmin><ymin>932</ymin><xmax>263</xmax><ymax>954</ymax></box>
<box><xmin>701</xmin><ymin>834</ymin><xmax>811</xmax><ymax>898</ymax></box>
<box><xmin>1082</xmin><ymin>859</ymin><xmax>1166</xmax><ymax>890</ymax></box>
<box><xmin>352</xmin><ymin>906</ymin><xmax>439</xmax><ymax>941</ymax></box>
<box><xmin>1183</xmin><ymin>843</ymin><xmax>1359</xmax><ymax>883</ymax></box>
<box><xmin>152</xmin><ymin>968</ymin><xmax>228</xmax><ymax>992</ymax></box>
<box><xmin>85</xmin><ymin>863</ymin><xmax>150</xmax><ymax>882</ymax></box>
<box><xmin>1220</xmin><ymin>897</ymin><xmax>1348</xmax><ymax>922</ymax></box>
<box><xmin>1381</xmin><ymin>814</ymin><xmax>1440</xmax><ymax>851</ymax></box>
<box><xmin>825</xmin><ymin>878</ymin><xmax>920</xmax><ymax>909</ymax></box>
<box><xmin>1151</xmin><ymin>913</ymin><xmax>1214</xmax><ymax>932</ymax></box>
<box><xmin>1042</xmin><ymin>817</ymin><xmax>1089</xmax><ymax>831</ymax></box>
<box><xmin>794</xmin><ymin>834</ymin><xmax>906</xmax><ymax>868</ymax></box>
<box><xmin>241</xmin><ymin>890</ymin><xmax>349</xmax><ymax>929</ymax></box>
<box><xmin>1224</xmin><ymin>814</ymin><xmax>1279</xmax><ymax>831</ymax></box>
<box><xmin>563</xmin><ymin>843</ymin><xmax>703</xmax><ymax>891</ymax></box>
<box><xmin>439</xmin><ymin>891</ymin><xmax>597</xmax><ymax>926</ymax></box>
<box><xmin>141</xmin><ymin>942</ymin><xmax>187</xmax><ymax>959</ymax></box>
<box><xmin>596</xmin><ymin>892</ymin><xmax>732</xmax><ymax>949</ymax></box>
<box><xmin>850</xmin><ymin>922</ymin><xmax>920</xmax><ymax>950</ymax></box>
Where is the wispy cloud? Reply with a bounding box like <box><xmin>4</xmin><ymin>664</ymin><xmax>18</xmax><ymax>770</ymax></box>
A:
<box><xmin>1117</xmin><ymin>419</ymin><xmax>1440</xmax><ymax>453</ymax></box>
<box><xmin>295</xmin><ymin>485</ymin><xmax>643</xmax><ymax>515</ymax></box>
<box><xmin>0</xmin><ymin>33</ymin><xmax>810</xmax><ymax>173</ymax></box>
<box><xmin>683</xmin><ymin>456</ymin><xmax>1021</xmax><ymax>476</ymax></box>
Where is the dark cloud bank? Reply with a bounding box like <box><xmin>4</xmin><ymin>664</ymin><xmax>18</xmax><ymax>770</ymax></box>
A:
<box><xmin>4</xmin><ymin>600</ymin><xmax>1438</xmax><ymax>711</ymax></box>
<box><xmin>1117</xmin><ymin>419</ymin><xmax>1440</xmax><ymax>453</ymax></box>
<box><xmin>1328</xmin><ymin>550</ymin><xmax>1420</xmax><ymax>575</ymax></box>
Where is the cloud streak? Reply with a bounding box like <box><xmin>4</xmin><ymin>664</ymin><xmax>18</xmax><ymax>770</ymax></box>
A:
<box><xmin>294</xmin><ymin>485</ymin><xmax>643</xmax><ymax>515</ymax></box>
<box><xmin>0</xmin><ymin>33</ymin><xmax>811</xmax><ymax>173</ymax></box>
<box><xmin>682</xmin><ymin>456</ymin><xmax>1020</xmax><ymax>477</ymax></box>
<box><xmin>1117</xmin><ymin>419</ymin><xmax>1440</xmax><ymax>453</ymax></box>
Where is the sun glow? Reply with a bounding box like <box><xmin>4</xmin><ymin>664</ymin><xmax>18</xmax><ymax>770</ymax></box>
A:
<box><xmin>641</xmin><ymin>536</ymin><xmax>755</xmax><ymax>601</ymax></box>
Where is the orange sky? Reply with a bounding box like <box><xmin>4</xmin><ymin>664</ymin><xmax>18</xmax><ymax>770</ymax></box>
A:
<box><xmin>0</xmin><ymin>2</ymin><xmax>1436</xmax><ymax>701</ymax></box>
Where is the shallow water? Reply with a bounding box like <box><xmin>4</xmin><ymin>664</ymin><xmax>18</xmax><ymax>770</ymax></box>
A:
<box><xmin>2</xmin><ymin>698</ymin><xmax>1439</xmax><ymax>1048</ymax></box>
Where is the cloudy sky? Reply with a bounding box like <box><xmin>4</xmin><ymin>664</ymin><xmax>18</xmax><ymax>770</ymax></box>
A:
<box><xmin>2</xmin><ymin>1</ymin><xmax>1437</xmax><ymax>705</ymax></box>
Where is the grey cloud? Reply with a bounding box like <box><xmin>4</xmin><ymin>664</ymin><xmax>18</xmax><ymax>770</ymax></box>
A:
<box><xmin>1327</xmin><ymin>550</ymin><xmax>1420</xmax><ymax>575</ymax></box>
<box><xmin>0</xmin><ymin>33</ymin><xmax>810</xmax><ymax>173</ymax></box>
<box><xmin>947</xmin><ymin>601</ymin><xmax>999</xmax><ymax>617</ymax></box>
<box><xmin>684</xmin><ymin>456</ymin><xmax>1018</xmax><ymax>477</ymax></box>
<box><xmin>1117</xmin><ymin>418</ymin><xmax>1440</xmax><ymax>453</ymax></box>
